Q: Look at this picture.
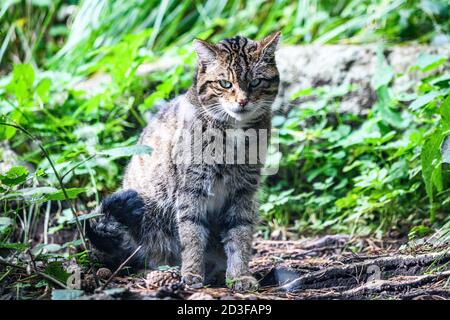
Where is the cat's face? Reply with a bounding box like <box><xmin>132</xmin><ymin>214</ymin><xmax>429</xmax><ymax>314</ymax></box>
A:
<box><xmin>193</xmin><ymin>33</ymin><xmax>280</xmax><ymax>123</ymax></box>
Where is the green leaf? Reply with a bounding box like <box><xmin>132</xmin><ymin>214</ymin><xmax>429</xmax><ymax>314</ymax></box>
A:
<box><xmin>6</xmin><ymin>64</ymin><xmax>35</xmax><ymax>107</ymax></box>
<box><xmin>0</xmin><ymin>242</ymin><xmax>28</xmax><ymax>251</ymax></box>
<box><xmin>375</xmin><ymin>86</ymin><xmax>404</xmax><ymax>129</ymax></box>
<box><xmin>290</xmin><ymin>87</ymin><xmax>314</xmax><ymax>100</ymax></box>
<box><xmin>440</xmin><ymin>94</ymin><xmax>450</xmax><ymax>129</ymax></box>
<box><xmin>67</xmin><ymin>212</ymin><xmax>102</xmax><ymax>225</ymax></box>
<box><xmin>0</xmin><ymin>217</ymin><xmax>14</xmax><ymax>233</ymax></box>
<box><xmin>0</xmin><ymin>0</ymin><xmax>20</xmax><ymax>20</ymax></box>
<box><xmin>0</xmin><ymin>120</ymin><xmax>16</xmax><ymax>140</ymax></box>
<box><xmin>372</xmin><ymin>47</ymin><xmax>394</xmax><ymax>90</ymax></box>
<box><xmin>421</xmin><ymin>129</ymin><xmax>444</xmax><ymax>221</ymax></box>
<box><xmin>409</xmin><ymin>90</ymin><xmax>450</xmax><ymax>111</ymax></box>
<box><xmin>0</xmin><ymin>166</ymin><xmax>28</xmax><ymax>187</ymax></box>
<box><xmin>99</xmin><ymin>144</ymin><xmax>152</xmax><ymax>158</ymax></box>
<box><xmin>338</xmin><ymin>119</ymin><xmax>381</xmax><ymax>147</ymax></box>
<box><xmin>0</xmin><ymin>187</ymin><xmax>58</xmax><ymax>201</ymax></box>
<box><xmin>45</xmin><ymin>188</ymin><xmax>87</xmax><ymax>201</ymax></box>
<box><xmin>30</xmin><ymin>0</ymin><xmax>52</xmax><ymax>7</ymax></box>
<box><xmin>416</xmin><ymin>53</ymin><xmax>447</xmax><ymax>72</ymax></box>
<box><xmin>61</xmin><ymin>239</ymin><xmax>83</xmax><ymax>249</ymax></box>
<box><xmin>409</xmin><ymin>225</ymin><xmax>433</xmax><ymax>239</ymax></box>
<box><xmin>32</xmin><ymin>243</ymin><xmax>62</xmax><ymax>256</ymax></box>
<box><xmin>431</xmin><ymin>161</ymin><xmax>443</xmax><ymax>193</ymax></box>
<box><xmin>430</xmin><ymin>73</ymin><xmax>450</xmax><ymax>86</ymax></box>
<box><xmin>36</xmin><ymin>78</ymin><xmax>51</xmax><ymax>103</ymax></box>
<box><xmin>45</xmin><ymin>261</ymin><xmax>70</xmax><ymax>283</ymax></box>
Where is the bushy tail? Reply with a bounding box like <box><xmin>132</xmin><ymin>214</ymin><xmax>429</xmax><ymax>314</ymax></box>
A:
<box><xmin>86</xmin><ymin>189</ymin><xmax>146</xmax><ymax>269</ymax></box>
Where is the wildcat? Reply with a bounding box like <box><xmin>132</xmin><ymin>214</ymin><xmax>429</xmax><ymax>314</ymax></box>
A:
<box><xmin>86</xmin><ymin>33</ymin><xmax>280</xmax><ymax>291</ymax></box>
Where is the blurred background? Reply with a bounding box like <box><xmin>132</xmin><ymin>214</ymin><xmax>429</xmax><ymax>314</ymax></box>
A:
<box><xmin>0</xmin><ymin>0</ymin><xmax>449</xmax><ymax>295</ymax></box>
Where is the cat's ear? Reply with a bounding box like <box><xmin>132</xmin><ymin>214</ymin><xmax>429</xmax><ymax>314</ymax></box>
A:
<box><xmin>260</xmin><ymin>32</ymin><xmax>281</xmax><ymax>59</ymax></box>
<box><xmin>193</xmin><ymin>39</ymin><xmax>217</xmax><ymax>64</ymax></box>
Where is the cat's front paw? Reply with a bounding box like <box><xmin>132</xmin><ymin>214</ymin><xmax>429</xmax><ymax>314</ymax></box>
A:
<box><xmin>227</xmin><ymin>276</ymin><xmax>259</xmax><ymax>292</ymax></box>
<box><xmin>181</xmin><ymin>272</ymin><xmax>204</xmax><ymax>289</ymax></box>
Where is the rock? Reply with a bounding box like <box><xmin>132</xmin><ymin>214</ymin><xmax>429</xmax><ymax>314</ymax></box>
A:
<box><xmin>155</xmin><ymin>282</ymin><xmax>185</xmax><ymax>299</ymax></box>
<box><xmin>73</xmin><ymin>44</ymin><xmax>450</xmax><ymax>117</ymax></box>
<box><xmin>0</xmin><ymin>141</ymin><xmax>20</xmax><ymax>173</ymax></box>
<box><xmin>274</xmin><ymin>44</ymin><xmax>450</xmax><ymax>115</ymax></box>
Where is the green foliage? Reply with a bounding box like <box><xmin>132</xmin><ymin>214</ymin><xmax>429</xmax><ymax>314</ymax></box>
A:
<box><xmin>0</xmin><ymin>0</ymin><xmax>450</xmax><ymax>298</ymax></box>
<box><xmin>261</xmin><ymin>49</ymin><xmax>450</xmax><ymax>236</ymax></box>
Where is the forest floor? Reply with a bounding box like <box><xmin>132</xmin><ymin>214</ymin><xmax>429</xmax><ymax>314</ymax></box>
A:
<box><xmin>76</xmin><ymin>235</ymin><xmax>450</xmax><ymax>300</ymax></box>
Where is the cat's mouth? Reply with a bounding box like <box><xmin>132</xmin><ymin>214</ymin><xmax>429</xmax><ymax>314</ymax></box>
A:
<box><xmin>224</xmin><ymin>107</ymin><xmax>254</xmax><ymax>122</ymax></box>
<box><xmin>233</xmin><ymin>108</ymin><xmax>249</xmax><ymax>114</ymax></box>
<box><xmin>219</xmin><ymin>100</ymin><xmax>257</xmax><ymax>121</ymax></box>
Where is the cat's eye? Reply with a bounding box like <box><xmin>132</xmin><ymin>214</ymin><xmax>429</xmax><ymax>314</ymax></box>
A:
<box><xmin>250</xmin><ymin>79</ymin><xmax>262</xmax><ymax>87</ymax></box>
<box><xmin>219</xmin><ymin>80</ymin><xmax>232</xmax><ymax>89</ymax></box>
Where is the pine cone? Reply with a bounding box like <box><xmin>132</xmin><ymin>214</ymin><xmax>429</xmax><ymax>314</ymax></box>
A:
<box><xmin>145</xmin><ymin>268</ymin><xmax>181</xmax><ymax>289</ymax></box>
<box><xmin>81</xmin><ymin>274</ymin><xmax>97</xmax><ymax>293</ymax></box>
<box><xmin>96</xmin><ymin>267</ymin><xmax>112</xmax><ymax>280</ymax></box>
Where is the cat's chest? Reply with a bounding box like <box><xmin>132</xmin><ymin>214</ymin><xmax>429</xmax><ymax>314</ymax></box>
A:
<box><xmin>206</xmin><ymin>177</ymin><xmax>229</xmax><ymax>215</ymax></box>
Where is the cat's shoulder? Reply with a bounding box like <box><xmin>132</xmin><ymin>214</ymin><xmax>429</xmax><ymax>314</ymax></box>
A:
<box><xmin>146</xmin><ymin>94</ymin><xmax>197</xmax><ymax>124</ymax></box>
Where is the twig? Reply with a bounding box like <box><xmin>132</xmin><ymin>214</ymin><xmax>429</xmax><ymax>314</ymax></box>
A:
<box><xmin>99</xmin><ymin>245</ymin><xmax>143</xmax><ymax>291</ymax></box>
<box><xmin>26</xmin><ymin>248</ymin><xmax>38</xmax><ymax>270</ymax></box>
<box><xmin>61</xmin><ymin>154</ymin><xmax>96</xmax><ymax>180</ymax></box>
<box><xmin>0</xmin><ymin>256</ymin><xmax>68</xmax><ymax>289</ymax></box>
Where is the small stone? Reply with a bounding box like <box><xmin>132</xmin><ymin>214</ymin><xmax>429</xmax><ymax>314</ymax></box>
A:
<box><xmin>156</xmin><ymin>282</ymin><xmax>185</xmax><ymax>299</ymax></box>
<box><xmin>96</xmin><ymin>268</ymin><xmax>112</xmax><ymax>280</ymax></box>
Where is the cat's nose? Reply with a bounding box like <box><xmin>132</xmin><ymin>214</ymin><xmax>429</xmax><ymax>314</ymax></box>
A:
<box><xmin>238</xmin><ymin>98</ymin><xmax>249</xmax><ymax>107</ymax></box>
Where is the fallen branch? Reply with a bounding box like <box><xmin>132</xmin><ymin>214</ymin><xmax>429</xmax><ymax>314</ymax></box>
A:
<box><xmin>302</xmin><ymin>270</ymin><xmax>450</xmax><ymax>299</ymax></box>
<box><xmin>338</xmin><ymin>270</ymin><xmax>450</xmax><ymax>298</ymax></box>
<box><xmin>277</xmin><ymin>250</ymin><xmax>450</xmax><ymax>292</ymax></box>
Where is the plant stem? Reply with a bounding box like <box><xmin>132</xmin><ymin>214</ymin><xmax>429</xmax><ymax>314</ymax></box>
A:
<box><xmin>0</xmin><ymin>122</ymin><xmax>88</xmax><ymax>250</ymax></box>
<box><xmin>0</xmin><ymin>256</ymin><xmax>68</xmax><ymax>289</ymax></box>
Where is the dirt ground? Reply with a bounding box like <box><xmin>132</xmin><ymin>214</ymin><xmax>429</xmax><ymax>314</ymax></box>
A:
<box><xmin>78</xmin><ymin>235</ymin><xmax>450</xmax><ymax>300</ymax></box>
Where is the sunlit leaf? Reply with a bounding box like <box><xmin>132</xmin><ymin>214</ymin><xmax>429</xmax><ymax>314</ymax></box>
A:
<box><xmin>45</xmin><ymin>188</ymin><xmax>87</xmax><ymax>201</ymax></box>
<box><xmin>0</xmin><ymin>217</ymin><xmax>14</xmax><ymax>233</ymax></box>
<box><xmin>67</xmin><ymin>212</ymin><xmax>103</xmax><ymax>224</ymax></box>
<box><xmin>5</xmin><ymin>64</ymin><xmax>35</xmax><ymax>107</ymax></box>
<box><xmin>0</xmin><ymin>242</ymin><xmax>27</xmax><ymax>251</ymax></box>
<box><xmin>409</xmin><ymin>89</ymin><xmax>450</xmax><ymax>111</ymax></box>
<box><xmin>372</xmin><ymin>47</ymin><xmax>394</xmax><ymax>90</ymax></box>
<box><xmin>416</xmin><ymin>53</ymin><xmax>447</xmax><ymax>72</ymax></box>
<box><xmin>0</xmin><ymin>166</ymin><xmax>28</xmax><ymax>187</ymax></box>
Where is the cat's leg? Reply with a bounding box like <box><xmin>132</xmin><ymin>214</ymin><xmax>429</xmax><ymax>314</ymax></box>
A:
<box><xmin>222</xmin><ymin>198</ymin><xmax>259</xmax><ymax>291</ymax></box>
<box><xmin>176</xmin><ymin>191</ymin><xmax>208</xmax><ymax>288</ymax></box>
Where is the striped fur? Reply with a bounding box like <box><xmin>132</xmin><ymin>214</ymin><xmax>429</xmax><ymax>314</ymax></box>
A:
<box><xmin>87</xmin><ymin>33</ymin><xmax>280</xmax><ymax>291</ymax></box>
